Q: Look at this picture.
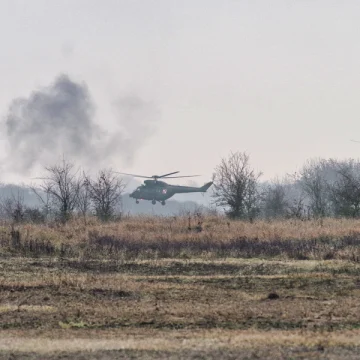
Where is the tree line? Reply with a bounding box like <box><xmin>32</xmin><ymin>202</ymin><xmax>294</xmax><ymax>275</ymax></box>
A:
<box><xmin>2</xmin><ymin>152</ymin><xmax>360</xmax><ymax>224</ymax></box>
<box><xmin>0</xmin><ymin>159</ymin><xmax>125</xmax><ymax>224</ymax></box>
<box><xmin>212</xmin><ymin>151</ymin><xmax>360</xmax><ymax>221</ymax></box>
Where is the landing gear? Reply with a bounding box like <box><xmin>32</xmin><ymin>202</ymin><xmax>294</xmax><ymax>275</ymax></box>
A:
<box><xmin>161</xmin><ymin>201</ymin><xmax>166</xmax><ymax>206</ymax></box>
<box><xmin>152</xmin><ymin>200</ymin><xmax>156</xmax><ymax>205</ymax></box>
<box><xmin>136</xmin><ymin>200</ymin><xmax>139</xmax><ymax>204</ymax></box>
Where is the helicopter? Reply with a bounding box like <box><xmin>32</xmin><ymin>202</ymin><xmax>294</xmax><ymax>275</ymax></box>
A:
<box><xmin>115</xmin><ymin>171</ymin><xmax>213</xmax><ymax>205</ymax></box>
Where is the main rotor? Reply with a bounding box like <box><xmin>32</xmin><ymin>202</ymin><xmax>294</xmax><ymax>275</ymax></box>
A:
<box><xmin>114</xmin><ymin>171</ymin><xmax>200</xmax><ymax>182</ymax></box>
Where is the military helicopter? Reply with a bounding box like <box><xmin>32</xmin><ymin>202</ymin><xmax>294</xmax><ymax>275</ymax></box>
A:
<box><xmin>116</xmin><ymin>171</ymin><xmax>213</xmax><ymax>205</ymax></box>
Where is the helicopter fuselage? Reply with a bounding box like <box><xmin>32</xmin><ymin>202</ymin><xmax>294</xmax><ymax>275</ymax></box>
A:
<box><xmin>129</xmin><ymin>180</ymin><xmax>213</xmax><ymax>204</ymax></box>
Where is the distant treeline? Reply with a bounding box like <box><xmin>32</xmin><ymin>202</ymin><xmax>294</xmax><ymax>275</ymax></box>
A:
<box><xmin>2</xmin><ymin>153</ymin><xmax>360</xmax><ymax>224</ymax></box>
<box><xmin>212</xmin><ymin>152</ymin><xmax>360</xmax><ymax>221</ymax></box>
<box><xmin>0</xmin><ymin>159</ymin><xmax>125</xmax><ymax>224</ymax></box>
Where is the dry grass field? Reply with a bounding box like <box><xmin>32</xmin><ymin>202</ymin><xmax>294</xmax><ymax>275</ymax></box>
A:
<box><xmin>2</xmin><ymin>215</ymin><xmax>360</xmax><ymax>359</ymax></box>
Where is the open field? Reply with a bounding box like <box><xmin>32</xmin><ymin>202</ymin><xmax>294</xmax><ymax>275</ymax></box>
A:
<box><xmin>2</xmin><ymin>216</ymin><xmax>360</xmax><ymax>358</ymax></box>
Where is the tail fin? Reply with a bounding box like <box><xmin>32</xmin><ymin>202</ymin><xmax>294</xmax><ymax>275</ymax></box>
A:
<box><xmin>200</xmin><ymin>181</ymin><xmax>213</xmax><ymax>192</ymax></box>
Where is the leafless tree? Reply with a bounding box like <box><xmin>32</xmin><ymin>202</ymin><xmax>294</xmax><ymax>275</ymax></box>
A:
<box><xmin>85</xmin><ymin>169</ymin><xmax>125</xmax><ymax>222</ymax></box>
<box><xmin>0</xmin><ymin>189</ymin><xmax>47</xmax><ymax>224</ymax></box>
<box><xmin>30</xmin><ymin>186</ymin><xmax>52</xmax><ymax>222</ymax></box>
<box><xmin>0</xmin><ymin>191</ymin><xmax>26</xmax><ymax>223</ymax></box>
<box><xmin>212</xmin><ymin>151</ymin><xmax>262</xmax><ymax>221</ymax></box>
<box><xmin>299</xmin><ymin>158</ymin><xmax>332</xmax><ymax>219</ymax></box>
<box><xmin>329</xmin><ymin>159</ymin><xmax>360</xmax><ymax>218</ymax></box>
<box><xmin>76</xmin><ymin>172</ymin><xmax>92</xmax><ymax>224</ymax></box>
<box><xmin>262</xmin><ymin>178</ymin><xmax>289</xmax><ymax>219</ymax></box>
<box><xmin>32</xmin><ymin>159</ymin><xmax>82</xmax><ymax>223</ymax></box>
<box><xmin>285</xmin><ymin>192</ymin><xmax>307</xmax><ymax>220</ymax></box>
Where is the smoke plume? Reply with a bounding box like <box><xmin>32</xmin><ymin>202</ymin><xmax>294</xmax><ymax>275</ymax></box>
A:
<box><xmin>1</xmin><ymin>74</ymin><xmax>159</xmax><ymax>174</ymax></box>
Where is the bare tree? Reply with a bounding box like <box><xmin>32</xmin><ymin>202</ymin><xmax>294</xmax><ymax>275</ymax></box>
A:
<box><xmin>30</xmin><ymin>186</ymin><xmax>52</xmax><ymax>223</ymax></box>
<box><xmin>32</xmin><ymin>159</ymin><xmax>82</xmax><ymax>223</ymax></box>
<box><xmin>76</xmin><ymin>172</ymin><xmax>92</xmax><ymax>224</ymax></box>
<box><xmin>299</xmin><ymin>159</ymin><xmax>332</xmax><ymax>219</ymax></box>
<box><xmin>329</xmin><ymin>159</ymin><xmax>360</xmax><ymax>218</ymax></box>
<box><xmin>85</xmin><ymin>169</ymin><xmax>125</xmax><ymax>222</ymax></box>
<box><xmin>285</xmin><ymin>191</ymin><xmax>307</xmax><ymax>220</ymax></box>
<box><xmin>262</xmin><ymin>178</ymin><xmax>289</xmax><ymax>219</ymax></box>
<box><xmin>0</xmin><ymin>191</ymin><xmax>26</xmax><ymax>223</ymax></box>
<box><xmin>212</xmin><ymin>151</ymin><xmax>262</xmax><ymax>221</ymax></box>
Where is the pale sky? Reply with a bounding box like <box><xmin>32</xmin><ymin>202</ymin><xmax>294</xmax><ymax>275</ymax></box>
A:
<box><xmin>0</xmin><ymin>0</ymin><xmax>360</xmax><ymax>187</ymax></box>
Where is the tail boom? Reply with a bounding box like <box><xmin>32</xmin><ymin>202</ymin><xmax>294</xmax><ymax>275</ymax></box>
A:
<box><xmin>200</xmin><ymin>181</ymin><xmax>213</xmax><ymax>192</ymax></box>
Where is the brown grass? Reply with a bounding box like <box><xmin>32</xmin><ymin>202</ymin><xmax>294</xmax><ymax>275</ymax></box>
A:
<box><xmin>1</xmin><ymin>216</ymin><xmax>360</xmax><ymax>358</ymax></box>
<box><xmin>2</xmin><ymin>215</ymin><xmax>360</xmax><ymax>261</ymax></box>
<box><xmin>6</xmin><ymin>215</ymin><xmax>360</xmax><ymax>243</ymax></box>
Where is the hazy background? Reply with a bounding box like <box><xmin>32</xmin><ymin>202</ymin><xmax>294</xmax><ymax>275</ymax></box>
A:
<box><xmin>0</xmin><ymin>0</ymin><xmax>359</xmax><ymax>195</ymax></box>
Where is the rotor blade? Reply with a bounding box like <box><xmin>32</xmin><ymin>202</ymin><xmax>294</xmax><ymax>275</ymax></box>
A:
<box><xmin>351</xmin><ymin>139</ymin><xmax>360</xmax><ymax>143</ymax></box>
<box><xmin>113</xmin><ymin>172</ymin><xmax>153</xmax><ymax>179</ymax></box>
<box><xmin>163</xmin><ymin>175</ymin><xmax>201</xmax><ymax>178</ymax></box>
<box><xmin>157</xmin><ymin>171</ymin><xmax>180</xmax><ymax>178</ymax></box>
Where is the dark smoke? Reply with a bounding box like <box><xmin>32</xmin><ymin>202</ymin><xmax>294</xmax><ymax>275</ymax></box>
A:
<box><xmin>1</xmin><ymin>74</ymin><xmax>159</xmax><ymax>174</ymax></box>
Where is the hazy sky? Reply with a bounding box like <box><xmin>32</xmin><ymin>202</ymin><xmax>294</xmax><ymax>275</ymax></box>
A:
<box><xmin>0</xmin><ymin>0</ymin><xmax>360</xmax><ymax>186</ymax></box>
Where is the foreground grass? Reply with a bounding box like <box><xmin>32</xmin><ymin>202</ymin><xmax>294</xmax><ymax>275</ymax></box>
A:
<box><xmin>1</xmin><ymin>216</ymin><xmax>360</xmax><ymax>358</ymax></box>
<box><xmin>2</xmin><ymin>329</ymin><xmax>360</xmax><ymax>359</ymax></box>
<box><xmin>2</xmin><ymin>256</ymin><xmax>360</xmax><ymax>358</ymax></box>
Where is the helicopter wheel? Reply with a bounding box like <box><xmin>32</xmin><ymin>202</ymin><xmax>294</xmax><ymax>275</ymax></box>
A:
<box><xmin>152</xmin><ymin>200</ymin><xmax>156</xmax><ymax>205</ymax></box>
<box><xmin>136</xmin><ymin>200</ymin><xmax>139</xmax><ymax>204</ymax></box>
<box><xmin>161</xmin><ymin>201</ymin><xmax>166</xmax><ymax>206</ymax></box>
